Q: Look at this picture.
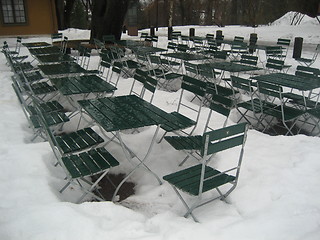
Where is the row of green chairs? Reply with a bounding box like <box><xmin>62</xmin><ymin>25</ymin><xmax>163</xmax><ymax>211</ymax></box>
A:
<box><xmin>32</xmin><ymin>96</ymin><xmax>119</xmax><ymax>203</ymax></box>
<box><xmin>156</xmin><ymin>73</ymin><xmax>248</xmax><ymax>222</ymax></box>
<box><xmin>230</xmin><ymin>65</ymin><xmax>320</xmax><ymax>136</ymax></box>
<box><xmin>4</xmin><ymin>39</ymin><xmax>121</xmax><ymax>203</ymax></box>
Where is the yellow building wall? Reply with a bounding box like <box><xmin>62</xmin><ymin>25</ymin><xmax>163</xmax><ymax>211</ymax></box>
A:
<box><xmin>0</xmin><ymin>0</ymin><xmax>57</xmax><ymax>36</ymax></box>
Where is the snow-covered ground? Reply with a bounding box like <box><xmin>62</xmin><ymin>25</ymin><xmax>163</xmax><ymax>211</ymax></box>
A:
<box><xmin>1</xmin><ymin>12</ymin><xmax>320</xmax><ymax>240</ymax></box>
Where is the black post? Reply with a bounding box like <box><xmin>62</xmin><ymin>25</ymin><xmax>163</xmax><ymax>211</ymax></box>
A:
<box><xmin>249</xmin><ymin>33</ymin><xmax>258</xmax><ymax>44</ymax></box>
<box><xmin>168</xmin><ymin>26</ymin><xmax>173</xmax><ymax>40</ymax></box>
<box><xmin>293</xmin><ymin>37</ymin><xmax>303</xmax><ymax>59</ymax></box>
<box><xmin>216</xmin><ymin>30</ymin><xmax>223</xmax><ymax>46</ymax></box>
<box><xmin>189</xmin><ymin>28</ymin><xmax>195</xmax><ymax>38</ymax></box>
<box><xmin>216</xmin><ymin>30</ymin><xmax>223</xmax><ymax>38</ymax></box>
<box><xmin>249</xmin><ymin>33</ymin><xmax>258</xmax><ymax>54</ymax></box>
<box><xmin>150</xmin><ymin>27</ymin><xmax>155</xmax><ymax>36</ymax></box>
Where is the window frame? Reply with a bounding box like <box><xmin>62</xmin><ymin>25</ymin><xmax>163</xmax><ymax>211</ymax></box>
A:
<box><xmin>0</xmin><ymin>0</ymin><xmax>28</xmax><ymax>25</ymax></box>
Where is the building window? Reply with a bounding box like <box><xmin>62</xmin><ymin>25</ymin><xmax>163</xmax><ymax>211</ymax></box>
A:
<box><xmin>1</xmin><ymin>0</ymin><xmax>26</xmax><ymax>24</ymax></box>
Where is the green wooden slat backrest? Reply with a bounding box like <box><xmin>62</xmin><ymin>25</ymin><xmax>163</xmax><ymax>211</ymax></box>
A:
<box><xmin>207</xmin><ymin>39</ymin><xmax>217</xmax><ymax>48</ymax></box>
<box><xmin>201</xmin><ymin>123</ymin><xmax>247</xmax><ymax>156</ymax></box>
<box><xmin>266</xmin><ymin>58</ymin><xmax>285</xmax><ymax>70</ymax></box>
<box><xmin>134</xmin><ymin>69</ymin><xmax>147</xmax><ymax>84</ymax></box>
<box><xmin>112</xmin><ymin>62</ymin><xmax>122</xmax><ymax>74</ymax></box>
<box><xmin>230</xmin><ymin>76</ymin><xmax>253</xmax><ymax>92</ymax></box>
<box><xmin>266</xmin><ymin>63</ymin><xmax>283</xmax><ymax>70</ymax></box>
<box><xmin>206</xmin><ymin>33</ymin><xmax>215</xmax><ymax>40</ymax></box>
<box><xmin>177</xmin><ymin>44</ymin><xmax>189</xmax><ymax>52</ymax></box>
<box><xmin>209</xmin><ymin>93</ymin><xmax>234</xmax><ymax>117</ymax></box>
<box><xmin>213</xmin><ymin>50</ymin><xmax>228</xmax><ymax>60</ymax></box>
<box><xmin>181</xmin><ymin>35</ymin><xmax>190</xmax><ymax>42</ymax></box>
<box><xmin>51</xmin><ymin>33</ymin><xmax>62</xmax><ymax>40</ymax></box>
<box><xmin>172</xmin><ymin>31</ymin><xmax>181</xmax><ymax>39</ymax></box>
<box><xmin>258</xmin><ymin>82</ymin><xmax>283</xmax><ymax>98</ymax></box>
<box><xmin>144</xmin><ymin>75</ymin><xmax>157</xmax><ymax>93</ymax></box>
<box><xmin>32</xmin><ymin>98</ymin><xmax>64</xmax><ymax>145</ymax></box>
<box><xmin>267</xmin><ymin>58</ymin><xmax>284</xmax><ymax>65</ymax></box>
<box><xmin>181</xmin><ymin>75</ymin><xmax>207</xmax><ymax>97</ymax></box>
<box><xmin>140</xmin><ymin>32</ymin><xmax>148</xmax><ymax>39</ymax></box>
<box><xmin>295</xmin><ymin>70</ymin><xmax>317</xmax><ymax>79</ymax></box>
<box><xmin>144</xmin><ymin>36</ymin><xmax>153</xmax><ymax>42</ymax></box>
<box><xmin>167</xmin><ymin>42</ymin><xmax>177</xmax><ymax>50</ymax></box>
<box><xmin>234</xmin><ymin>36</ymin><xmax>244</xmax><ymax>42</ymax></box>
<box><xmin>232</xmin><ymin>42</ymin><xmax>247</xmax><ymax>49</ymax></box>
<box><xmin>296</xmin><ymin>65</ymin><xmax>320</xmax><ymax>77</ymax></box>
<box><xmin>198</xmin><ymin>65</ymin><xmax>213</xmax><ymax>78</ymax></box>
<box><xmin>100</xmin><ymin>60</ymin><xmax>111</xmax><ymax>69</ymax></box>
<box><xmin>133</xmin><ymin>73</ymin><xmax>146</xmax><ymax>83</ymax></box>
<box><xmin>184</xmin><ymin>62</ymin><xmax>199</xmax><ymax>75</ymax></box>
<box><xmin>192</xmin><ymin>37</ymin><xmax>203</xmax><ymax>45</ymax></box>
<box><xmin>16</xmin><ymin>36</ymin><xmax>22</xmax><ymax>43</ymax></box>
<box><xmin>240</xmin><ymin>54</ymin><xmax>258</xmax><ymax>66</ymax></box>
<box><xmin>266</xmin><ymin>46</ymin><xmax>283</xmax><ymax>57</ymax></box>
<box><xmin>277</xmin><ymin>38</ymin><xmax>290</xmax><ymax>46</ymax></box>
<box><xmin>152</xmin><ymin>36</ymin><xmax>158</xmax><ymax>42</ymax></box>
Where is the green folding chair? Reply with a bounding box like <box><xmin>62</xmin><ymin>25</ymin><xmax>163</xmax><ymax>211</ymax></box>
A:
<box><xmin>163</xmin><ymin>123</ymin><xmax>248</xmax><ymax>222</ymax></box>
<box><xmin>11</xmin><ymin>80</ymin><xmax>69</xmax><ymax>142</ymax></box>
<box><xmin>165</xmin><ymin>91</ymin><xmax>235</xmax><ymax>166</ymax></box>
<box><xmin>33</xmin><ymin>97</ymin><xmax>119</xmax><ymax>203</ymax></box>
<box><xmin>265</xmin><ymin>58</ymin><xmax>291</xmax><ymax>73</ymax></box>
<box><xmin>129</xmin><ymin>69</ymin><xmax>159</xmax><ymax>104</ymax></box>
<box><xmin>230</xmin><ymin>76</ymin><xmax>265</xmax><ymax>130</ymax></box>
<box><xmin>2</xmin><ymin>41</ymin><xmax>34</xmax><ymax>73</ymax></box>
<box><xmin>158</xmin><ymin>75</ymin><xmax>207</xmax><ymax>143</ymax></box>
<box><xmin>148</xmin><ymin>55</ymin><xmax>182</xmax><ymax>90</ymax></box>
<box><xmin>284</xmin><ymin>65</ymin><xmax>320</xmax><ymax>109</ymax></box>
<box><xmin>294</xmin><ymin>44</ymin><xmax>320</xmax><ymax>67</ymax></box>
<box><xmin>276</xmin><ymin>38</ymin><xmax>291</xmax><ymax>60</ymax></box>
<box><xmin>257</xmin><ymin>82</ymin><xmax>305</xmax><ymax>135</ymax></box>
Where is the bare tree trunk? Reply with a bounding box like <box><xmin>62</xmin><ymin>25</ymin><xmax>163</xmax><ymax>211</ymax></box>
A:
<box><xmin>80</xmin><ymin>0</ymin><xmax>92</xmax><ymax>26</ymax></box>
<box><xmin>55</xmin><ymin>0</ymin><xmax>65</xmax><ymax>29</ymax></box>
<box><xmin>213</xmin><ymin>0</ymin><xmax>225</xmax><ymax>27</ymax></box>
<box><xmin>168</xmin><ymin>0</ymin><xmax>174</xmax><ymax>27</ymax></box>
<box><xmin>65</xmin><ymin>0</ymin><xmax>76</xmax><ymax>29</ymax></box>
<box><xmin>178</xmin><ymin>0</ymin><xmax>186</xmax><ymax>25</ymax></box>
<box><xmin>54</xmin><ymin>0</ymin><xmax>76</xmax><ymax>30</ymax></box>
<box><xmin>204</xmin><ymin>0</ymin><xmax>214</xmax><ymax>25</ymax></box>
<box><xmin>90</xmin><ymin>0</ymin><xmax>130</xmax><ymax>42</ymax></box>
